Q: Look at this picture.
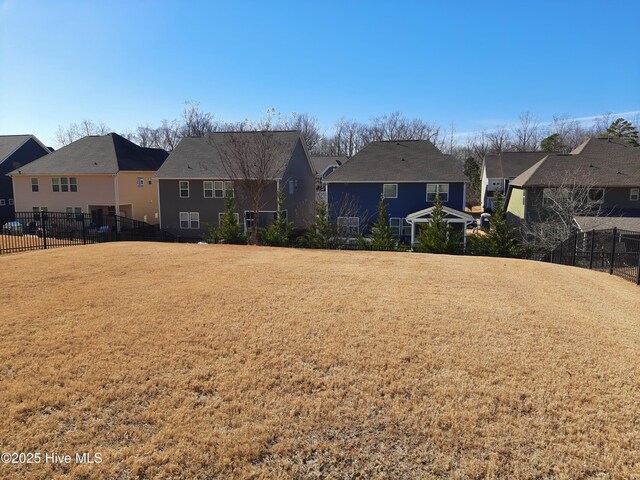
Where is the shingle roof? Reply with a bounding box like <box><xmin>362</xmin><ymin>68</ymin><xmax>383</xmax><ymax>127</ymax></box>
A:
<box><xmin>511</xmin><ymin>138</ymin><xmax>640</xmax><ymax>188</ymax></box>
<box><xmin>10</xmin><ymin>133</ymin><xmax>168</xmax><ymax>175</ymax></box>
<box><xmin>155</xmin><ymin>131</ymin><xmax>303</xmax><ymax>179</ymax></box>
<box><xmin>323</xmin><ymin>140</ymin><xmax>465</xmax><ymax>183</ymax></box>
<box><xmin>310</xmin><ymin>156</ymin><xmax>348</xmax><ymax>175</ymax></box>
<box><xmin>484</xmin><ymin>152</ymin><xmax>547</xmax><ymax>179</ymax></box>
<box><xmin>0</xmin><ymin>135</ymin><xmax>40</xmax><ymax>164</ymax></box>
<box><xmin>574</xmin><ymin>215</ymin><xmax>640</xmax><ymax>232</ymax></box>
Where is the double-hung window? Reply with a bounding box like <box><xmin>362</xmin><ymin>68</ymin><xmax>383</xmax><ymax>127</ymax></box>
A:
<box><xmin>337</xmin><ymin>216</ymin><xmax>359</xmax><ymax>235</ymax></box>
<box><xmin>289</xmin><ymin>179</ymin><xmax>298</xmax><ymax>194</ymax></box>
<box><xmin>52</xmin><ymin>177</ymin><xmax>77</xmax><ymax>192</ymax></box>
<box><xmin>630</xmin><ymin>188</ymin><xmax>639</xmax><ymax>201</ymax></box>
<box><xmin>31</xmin><ymin>178</ymin><xmax>39</xmax><ymax>192</ymax></box>
<box><xmin>179</xmin><ymin>212</ymin><xmax>199</xmax><ymax>229</ymax></box>
<box><xmin>203</xmin><ymin>181</ymin><xmax>214</xmax><ymax>198</ymax></box>
<box><xmin>225</xmin><ymin>181</ymin><xmax>234</xmax><ymax>198</ymax></box>
<box><xmin>383</xmin><ymin>184</ymin><xmax>398</xmax><ymax>199</ymax></box>
<box><xmin>213</xmin><ymin>181</ymin><xmax>225</xmax><ymax>198</ymax></box>
<box><xmin>389</xmin><ymin>217</ymin><xmax>402</xmax><ymax>236</ymax></box>
<box><xmin>179</xmin><ymin>181</ymin><xmax>189</xmax><ymax>198</ymax></box>
<box><xmin>426</xmin><ymin>183</ymin><xmax>449</xmax><ymax>202</ymax></box>
<box><xmin>218</xmin><ymin>212</ymin><xmax>240</xmax><ymax>226</ymax></box>
<box><xmin>245</xmin><ymin>211</ymin><xmax>255</xmax><ymax>230</ymax></box>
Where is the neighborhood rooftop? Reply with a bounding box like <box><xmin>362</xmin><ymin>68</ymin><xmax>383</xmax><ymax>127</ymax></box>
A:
<box><xmin>510</xmin><ymin>138</ymin><xmax>640</xmax><ymax>188</ymax></box>
<box><xmin>0</xmin><ymin>135</ymin><xmax>45</xmax><ymax>165</ymax></box>
<box><xmin>9</xmin><ymin>133</ymin><xmax>168</xmax><ymax>175</ymax></box>
<box><xmin>323</xmin><ymin>140</ymin><xmax>466</xmax><ymax>183</ymax></box>
<box><xmin>155</xmin><ymin>130</ymin><xmax>303</xmax><ymax>179</ymax></box>
<box><xmin>310</xmin><ymin>155</ymin><xmax>348</xmax><ymax>175</ymax></box>
<box><xmin>484</xmin><ymin>151</ymin><xmax>547</xmax><ymax>179</ymax></box>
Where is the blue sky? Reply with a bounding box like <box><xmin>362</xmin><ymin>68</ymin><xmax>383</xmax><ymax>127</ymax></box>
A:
<box><xmin>1</xmin><ymin>0</ymin><xmax>639</xmax><ymax>146</ymax></box>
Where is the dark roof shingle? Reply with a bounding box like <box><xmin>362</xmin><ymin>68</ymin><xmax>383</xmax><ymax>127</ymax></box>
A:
<box><xmin>484</xmin><ymin>151</ymin><xmax>547</xmax><ymax>179</ymax></box>
<box><xmin>10</xmin><ymin>133</ymin><xmax>167</xmax><ymax>175</ymax></box>
<box><xmin>310</xmin><ymin>156</ymin><xmax>348</xmax><ymax>175</ymax></box>
<box><xmin>511</xmin><ymin>138</ymin><xmax>640</xmax><ymax>188</ymax></box>
<box><xmin>155</xmin><ymin>131</ymin><xmax>302</xmax><ymax>179</ymax></box>
<box><xmin>323</xmin><ymin>140</ymin><xmax>465</xmax><ymax>183</ymax></box>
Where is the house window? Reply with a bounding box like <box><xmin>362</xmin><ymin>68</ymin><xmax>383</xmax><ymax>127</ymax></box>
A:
<box><xmin>0</xmin><ymin>199</ymin><xmax>5</xmax><ymax>206</ymax></box>
<box><xmin>32</xmin><ymin>206</ymin><xmax>48</xmax><ymax>213</ymax></box>
<box><xmin>382</xmin><ymin>184</ymin><xmax>398</xmax><ymax>199</ymax></box>
<box><xmin>65</xmin><ymin>207</ymin><xmax>82</xmax><ymax>219</ymax></box>
<box><xmin>214</xmin><ymin>181</ymin><xmax>225</xmax><ymax>198</ymax></box>
<box><xmin>289</xmin><ymin>179</ymin><xmax>298</xmax><ymax>194</ymax></box>
<box><xmin>390</xmin><ymin>217</ymin><xmax>402</xmax><ymax>236</ymax></box>
<box><xmin>179</xmin><ymin>181</ymin><xmax>189</xmax><ymax>198</ymax></box>
<box><xmin>137</xmin><ymin>177</ymin><xmax>144</xmax><ymax>188</ymax></box>
<box><xmin>218</xmin><ymin>212</ymin><xmax>240</xmax><ymax>226</ymax></box>
<box><xmin>630</xmin><ymin>188</ymin><xmax>639</xmax><ymax>201</ymax></box>
<box><xmin>427</xmin><ymin>184</ymin><xmax>449</xmax><ymax>202</ymax></box>
<box><xmin>245</xmin><ymin>211</ymin><xmax>255</xmax><ymax>230</ymax></box>
<box><xmin>31</xmin><ymin>178</ymin><xmax>39</xmax><ymax>192</ymax></box>
<box><xmin>225</xmin><ymin>181</ymin><xmax>234</xmax><ymax>198</ymax></box>
<box><xmin>52</xmin><ymin>177</ymin><xmax>77</xmax><ymax>192</ymax></box>
<box><xmin>179</xmin><ymin>211</ymin><xmax>200</xmax><ymax>229</ymax></box>
<box><xmin>337</xmin><ymin>216</ymin><xmax>359</xmax><ymax>235</ymax></box>
<box><xmin>588</xmin><ymin>188</ymin><xmax>604</xmax><ymax>203</ymax></box>
<box><xmin>204</xmin><ymin>181</ymin><xmax>214</xmax><ymax>198</ymax></box>
<box><xmin>9</xmin><ymin>199</ymin><xmax>14</xmax><ymax>206</ymax></box>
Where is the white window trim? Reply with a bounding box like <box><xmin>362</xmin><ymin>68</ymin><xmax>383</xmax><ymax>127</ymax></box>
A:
<box><xmin>630</xmin><ymin>188</ymin><xmax>639</xmax><ymax>201</ymax></box>
<box><xmin>8</xmin><ymin>199</ymin><xmax>14</xmax><ymax>206</ymax></box>
<box><xmin>426</xmin><ymin>183</ymin><xmax>449</xmax><ymax>202</ymax></box>
<box><xmin>213</xmin><ymin>180</ymin><xmax>225</xmax><ymax>198</ymax></box>
<box><xmin>31</xmin><ymin>178</ymin><xmax>39</xmax><ymax>192</ymax></box>
<box><xmin>337</xmin><ymin>216</ymin><xmax>359</xmax><ymax>235</ymax></box>
<box><xmin>137</xmin><ymin>177</ymin><xmax>144</xmax><ymax>188</ymax></box>
<box><xmin>203</xmin><ymin>181</ymin><xmax>214</xmax><ymax>198</ymax></box>
<box><xmin>0</xmin><ymin>199</ymin><xmax>5</xmax><ymax>206</ymax></box>
<box><xmin>382</xmin><ymin>184</ymin><xmax>398</xmax><ymax>199</ymax></box>
<box><xmin>218</xmin><ymin>212</ymin><xmax>240</xmax><ymax>226</ymax></box>
<box><xmin>389</xmin><ymin>217</ymin><xmax>402</xmax><ymax>236</ymax></box>
<box><xmin>190</xmin><ymin>212</ymin><xmax>200</xmax><ymax>229</ymax></box>
<box><xmin>179</xmin><ymin>181</ymin><xmax>190</xmax><ymax>198</ymax></box>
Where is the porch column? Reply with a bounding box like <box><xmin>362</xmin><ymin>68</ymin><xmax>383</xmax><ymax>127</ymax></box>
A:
<box><xmin>410</xmin><ymin>221</ymin><xmax>415</xmax><ymax>248</ymax></box>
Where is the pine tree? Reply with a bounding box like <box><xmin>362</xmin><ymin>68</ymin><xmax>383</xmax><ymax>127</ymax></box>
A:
<box><xmin>209</xmin><ymin>191</ymin><xmax>246</xmax><ymax>244</ymax></box>
<box><xmin>369</xmin><ymin>196</ymin><xmax>397</xmax><ymax>250</ymax></box>
<box><xmin>415</xmin><ymin>195</ymin><xmax>461</xmax><ymax>254</ymax></box>
<box><xmin>301</xmin><ymin>201</ymin><xmax>334</xmax><ymax>249</ymax></box>
<box><xmin>467</xmin><ymin>191</ymin><xmax>526</xmax><ymax>257</ymax></box>
<box><xmin>261</xmin><ymin>189</ymin><xmax>293</xmax><ymax>246</ymax></box>
<box><xmin>606</xmin><ymin>118</ymin><xmax>639</xmax><ymax>146</ymax></box>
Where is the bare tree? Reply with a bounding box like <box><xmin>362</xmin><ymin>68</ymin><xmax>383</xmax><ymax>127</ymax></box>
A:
<box><xmin>522</xmin><ymin>169</ymin><xmax>606</xmax><ymax>250</ymax></box>
<box><xmin>55</xmin><ymin>119</ymin><xmax>110</xmax><ymax>147</ymax></box>
<box><xmin>511</xmin><ymin>112</ymin><xmax>541</xmax><ymax>151</ymax></box>
<box><xmin>211</xmin><ymin>112</ymin><xmax>288</xmax><ymax>244</ymax></box>
<box><xmin>487</xmin><ymin>127</ymin><xmax>511</xmax><ymax>153</ymax></box>
<box><xmin>284</xmin><ymin>113</ymin><xmax>322</xmax><ymax>153</ymax></box>
<box><xmin>181</xmin><ymin>100</ymin><xmax>216</xmax><ymax>137</ymax></box>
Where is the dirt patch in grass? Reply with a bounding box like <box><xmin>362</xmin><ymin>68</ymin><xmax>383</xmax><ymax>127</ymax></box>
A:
<box><xmin>0</xmin><ymin>243</ymin><xmax>639</xmax><ymax>478</ymax></box>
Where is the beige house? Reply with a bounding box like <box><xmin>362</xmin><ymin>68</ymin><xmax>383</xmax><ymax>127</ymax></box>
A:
<box><xmin>9</xmin><ymin>133</ymin><xmax>167</xmax><ymax>225</ymax></box>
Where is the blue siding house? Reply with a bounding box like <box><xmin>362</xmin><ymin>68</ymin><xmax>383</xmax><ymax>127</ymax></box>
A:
<box><xmin>324</xmin><ymin>140</ymin><xmax>470</xmax><ymax>243</ymax></box>
<box><xmin>0</xmin><ymin>135</ymin><xmax>50</xmax><ymax>225</ymax></box>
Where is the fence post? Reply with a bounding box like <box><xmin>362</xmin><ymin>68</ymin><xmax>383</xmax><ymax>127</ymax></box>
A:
<box><xmin>81</xmin><ymin>214</ymin><xmax>87</xmax><ymax>245</ymax></box>
<box><xmin>588</xmin><ymin>229</ymin><xmax>595</xmax><ymax>269</ymax></box>
<box><xmin>572</xmin><ymin>234</ymin><xmax>578</xmax><ymax>266</ymax></box>
<box><xmin>559</xmin><ymin>240</ymin><xmax>563</xmax><ymax>264</ymax></box>
<box><xmin>637</xmin><ymin>252</ymin><xmax>640</xmax><ymax>285</ymax></box>
<box><xmin>609</xmin><ymin>227</ymin><xmax>617</xmax><ymax>275</ymax></box>
<box><xmin>42</xmin><ymin>213</ymin><xmax>48</xmax><ymax>250</ymax></box>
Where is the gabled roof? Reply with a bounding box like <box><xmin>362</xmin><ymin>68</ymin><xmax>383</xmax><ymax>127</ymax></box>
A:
<box><xmin>310</xmin><ymin>156</ymin><xmax>348</xmax><ymax>175</ymax></box>
<box><xmin>0</xmin><ymin>135</ymin><xmax>49</xmax><ymax>165</ymax></box>
<box><xmin>9</xmin><ymin>133</ymin><xmax>168</xmax><ymax>175</ymax></box>
<box><xmin>155</xmin><ymin>131</ymin><xmax>303</xmax><ymax>180</ymax></box>
<box><xmin>573</xmin><ymin>215</ymin><xmax>640</xmax><ymax>232</ymax></box>
<box><xmin>406</xmin><ymin>205</ymin><xmax>474</xmax><ymax>222</ymax></box>
<box><xmin>323</xmin><ymin>140</ymin><xmax>465</xmax><ymax>183</ymax></box>
<box><xmin>510</xmin><ymin>137</ymin><xmax>640</xmax><ymax>188</ymax></box>
<box><xmin>484</xmin><ymin>151</ymin><xmax>547</xmax><ymax>179</ymax></box>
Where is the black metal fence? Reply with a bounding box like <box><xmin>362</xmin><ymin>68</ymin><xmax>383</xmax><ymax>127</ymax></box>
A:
<box><xmin>539</xmin><ymin>228</ymin><xmax>640</xmax><ymax>285</ymax></box>
<box><xmin>1</xmin><ymin>212</ymin><xmax>175</xmax><ymax>255</ymax></box>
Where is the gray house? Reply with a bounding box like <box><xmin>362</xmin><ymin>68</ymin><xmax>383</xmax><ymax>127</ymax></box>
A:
<box><xmin>505</xmin><ymin>137</ymin><xmax>640</xmax><ymax>228</ymax></box>
<box><xmin>155</xmin><ymin>131</ymin><xmax>315</xmax><ymax>238</ymax></box>
<box><xmin>480</xmin><ymin>152</ymin><xmax>546</xmax><ymax>211</ymax></box>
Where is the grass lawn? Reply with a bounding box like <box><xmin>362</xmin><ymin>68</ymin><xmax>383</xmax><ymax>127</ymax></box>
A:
<box><xmin>1</xmin><ymin>243</ymin><xmax>639</xmax><ymax>479</ymax></box>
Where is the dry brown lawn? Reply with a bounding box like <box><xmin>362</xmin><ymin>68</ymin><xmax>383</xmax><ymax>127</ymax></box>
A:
<box><xmin>1</xmin><ymin>243</ymin><xmax>639</xmax><ymax>479</ymax></box>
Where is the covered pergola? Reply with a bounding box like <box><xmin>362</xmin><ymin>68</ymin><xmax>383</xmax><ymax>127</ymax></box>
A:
<box><xmin>406</xmin><ymin>206</ymin><xmax>475</xmax><ymax>248</ymax></box>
